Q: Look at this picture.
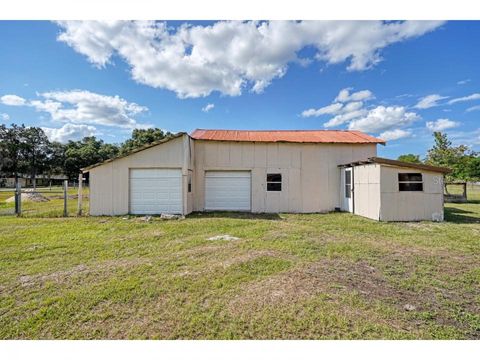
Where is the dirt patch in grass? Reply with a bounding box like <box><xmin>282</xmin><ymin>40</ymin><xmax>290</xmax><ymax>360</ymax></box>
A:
<box><xmin>6</xmin><ymin>191</ymin><xmax>50</xmax><ymax>203</ymax></box>
<box><xmin>18</xmin><ymin>258</ymin><xmax>152</xmax><ymax>287</ymax></box>
<box><xmin>219</xmin><ymin>249</ymin><xmax>296</xmax><ymax>269</ymax></box>
<box><xmin>228</xmin><ymin>259</ymin><xmax>393</xmax><ymax>312</ymax></box>
<box><xmin>397</xmin><ymin>222</ymin><xmax>443</xmax><ymax>231</ymax></box>
<box><xmin>83</xmin><ymin>297</ymin><xmax>174</xmax><ymax>339</ymax></box>
<box><xmin>173</xmin><ymin>247</ymin><xmax>297</xmax><ymax>277</ymax></box>
<box><xmin>228</xmin><ymin>256</ymin><xmax>479</xmax><ymax>337</ymax></box>
<box><xmin>229</xmin><ymin>258</ymin><xmax>457</xmax><ymax>312</ymax></box>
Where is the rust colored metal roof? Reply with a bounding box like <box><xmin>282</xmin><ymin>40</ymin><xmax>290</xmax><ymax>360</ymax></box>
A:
<box><xmin>191</xmin><ymin>129</ymin><xmax>385</xmax><ymax>144</ymax></box>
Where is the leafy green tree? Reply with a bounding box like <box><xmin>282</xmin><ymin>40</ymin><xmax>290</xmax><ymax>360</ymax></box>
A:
<box><xmin>426</xmin><ymin>132</ymin><xmax>478</xmax><ymax>181</ymax></box>
<box><xmin>45</xmin><ymin>141</ymin><xmax>67</xmax><ymax>178</ymax></box>
<box><xmin>397</xmin><ymin>154</ymin><xmax>421</xmax><ymax>164</ymax></box>
<box><xmin>464</xmin><ymin>156</ymin><xmax>480</xmax><ymax>181</ymax></box>
<box><xmin>22</xmin><ymin>126</ymin><xmax>50</xmax><ymax>188</ymax></box>
<box><xmin>456</xmin><ymin>154</ymin><xmax>480</xmax><ymax>181</ymax></box>
<box><xmin>120</xmin><ymin>128</ymin><xmax>172</xmax><ymax>154</ymax></box>
<box><xmin>0</xmin><ymin>124</ymin><xmax>28</xmax><ymax>182</ymax></box>
<box><xmin>64</xmin><ymin>136</ymin><xmax>119</xmax><ymax>180</ymax></box>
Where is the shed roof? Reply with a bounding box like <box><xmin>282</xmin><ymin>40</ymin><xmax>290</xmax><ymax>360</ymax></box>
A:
<box><xmin>190</xmin><ymin>129</ymin><xmax>385</xmax><ymax>144</ymax></box>
<box><xmin>338</xmin><ymin>157</ymin><xmax>451</xmax><ymax>174</ymax></box>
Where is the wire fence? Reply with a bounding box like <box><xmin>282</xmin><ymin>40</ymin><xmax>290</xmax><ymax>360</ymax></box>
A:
<box><xmin>1</xmin><ymin>181</ymin><xmax>478</xmax><ymax>217</ymax></box>
<box><xmin>444</xmin><ymin>183</ymin><xmax>480</xmax><ymax>202</ymax></box>
<box><xmin>0</xmin><ymin>182</ymin><xmax>89</xmax><ymax>217</ymax></box>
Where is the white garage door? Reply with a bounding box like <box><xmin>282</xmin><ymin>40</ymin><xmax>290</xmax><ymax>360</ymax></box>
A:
<box><xmin>129</xmin><ymin>169</ymin><xmax>182</xmax><ymax>214</ymax></box>
<box><xmin>205</xmin><ymin>171</ymin><xmax>251</xmax><ymax>211</ymax></box>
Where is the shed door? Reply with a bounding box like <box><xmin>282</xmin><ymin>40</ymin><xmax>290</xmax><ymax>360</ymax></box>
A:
<box><xmin>205</xmin><ymin>171</ymin><xmax>251</xmax><ymax>211</ymax></box>
<box><xmin>129</xmin><ymin>169</ymin><xmax>182</xmax><ymax>214</ymax></box>
<box><xmin>341</xmin><ymin>167</ymin><xmax>353</xmax><ymax>212</ymax></box>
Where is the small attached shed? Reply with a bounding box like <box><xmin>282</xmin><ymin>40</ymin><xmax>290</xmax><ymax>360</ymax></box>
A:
<box><xmin>339</xmin><ymin>157</ymin><xmax>450</xmax><ymax>222</ymax></box>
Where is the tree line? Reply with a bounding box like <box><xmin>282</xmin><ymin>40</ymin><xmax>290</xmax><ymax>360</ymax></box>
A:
<box><xmin>0</xmin><ymin>124</ymin><xmax>172</xmax><ymax>186</ymax></box>
<box><xmin>398</xmin><ymin>132</ymin><xmax>480</xmax><ymax>182</ymax></box>
<box><xmin>2</xmin><ymin>124</ymin><xmax>479</xmax><ymax>186</ymax></box>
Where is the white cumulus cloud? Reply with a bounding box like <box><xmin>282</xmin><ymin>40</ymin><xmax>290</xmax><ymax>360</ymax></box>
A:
<box><xmin>1</xmin><ymin>94</ymin><xmax>26</xmax><ymax>106</ymax></box>
<box><xmin>448</xmin><ymin>93</ymin><xmax>480</xmax><ymax>104</ymax></box>
<box><xmin>35</xmin><ymin>90</ymin><xmax>147</xmax><ymax>128</ymax></box>
<box><xmin>348</xmin><ymin>106</ymin><xmax>420</xmax><ymax>133</ymax></box>
<box><xmin>4</xmin><ymin>90</ymin><xmax>148</xmax><ymax>129</ymax></box>
<box><xmin>202</xmin><ymin>103</ymin><xmax>215</xmax><ymax>112</ymax></box>
<box><xmin>1</xmin><ymin>113</ymin><xmax>9</xmax><ymax>121</ymax></box>
<box><xmin>42</xmin><ymin>123</ymin><xmax>97</xmax><ymax>143</ymax></box>
<box><xmin>379</xmin><ymin>129</ymin><xmax>412</xmax><ymax>141</ymax></box>
<box><xmin>414</xmin><ymin>94</ymin><xmax>448</xmax><ymax>109</ymax></box>
<box><xmin>302</xmin><ymin>88</ymin><xmax>421</xmax><ymax>137</ymax></box>
<box><xmin>457</xmin><ymin>79</ymin><xmax>471</xmax><ymax>85</ymax></box>
<box><xmin>466</xmin><ymin>105</ymin><xmax>480</xmax><ymax>112</ymax></box>
<box><xmin>302</xmin><ymin>88</ymin><xmax>371</xmax><ymax>123</ymax></box>
<box><xmin>334</xmin><ymin>88</ymin><xmax>374</xmax><ymax>103</ymax></box>
<box><xmin>324</xmin><ymin>109</ymin><xmax>368</xmax><ymax>128</ymax></box>
<box><xmin>426</xmin><ymin>118</ymin><xmax>460</xmax><ymax>132</ymax></box>
<box><xmin>301</xmin><ymin>102</ymin><xmax>343</xmax><ymax>117</ymax></box>
<box><xmin>56</xmin><ymin>20</ymin><xmax>444</xmax><ymax>98</ymax></box>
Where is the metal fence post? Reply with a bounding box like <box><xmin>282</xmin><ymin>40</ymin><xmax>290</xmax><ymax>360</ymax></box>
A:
<box><xmin>63</xmin><ymin>180</ymin><xmax>68</xmax><ymax>217</ymax></box>
<box><xmin>77</xmin><ymin>174</ymin><xmax>83</xmax><ymax>216</ymax></box>
<box><xmin>15</xmin><ymin>181</ymin><xmax>22</xmax><ymax>216</ymax></box>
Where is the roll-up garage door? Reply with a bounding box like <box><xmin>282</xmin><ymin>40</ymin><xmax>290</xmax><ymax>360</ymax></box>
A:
<box><xmin>129</xmin><ymin>169</ymin><xmax>182</xmax><ymax>214</ymax></box>
<box><xmin>205</xmin><ymin>171</ymin><xmax>251</xmax><ymax>211</ymax></box>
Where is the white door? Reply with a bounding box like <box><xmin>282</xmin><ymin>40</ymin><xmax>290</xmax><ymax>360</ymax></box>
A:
<box><xmin>129</xmin><ymin>168</ymin><xmax>182</xmax><ymax>214</ymax></box>
<box><xmin>205</xmin><ymin>171</ymin><xmax>251</xmax><ymax>211</ymax></box>
<box><xmin>341</xmin><ymin>168</ymin><xmax>353</xmax><ymax>212</ymax></box>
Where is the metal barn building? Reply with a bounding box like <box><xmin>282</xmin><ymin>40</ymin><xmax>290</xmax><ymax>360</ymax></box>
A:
<box><xmin>83</xmin><ymin>129</ymin><xmax>449</xmax><ymax>221</ymax></box>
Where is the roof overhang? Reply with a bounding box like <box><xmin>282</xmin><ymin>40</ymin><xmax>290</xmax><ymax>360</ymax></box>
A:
<box><xmin>81</xmin><ymin>132</ymin><xmax>187</xmax><ymax>172</ymax></box>
<box><xmin>338</xmin><ymin>157</ymin><xmax>451</xmax><ymax>174</ymax></box>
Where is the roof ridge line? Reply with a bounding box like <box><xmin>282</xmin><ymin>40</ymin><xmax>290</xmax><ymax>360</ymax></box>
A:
<box><xmin>191</xmin><ymin>129</ymin><xmax>361</xmax><ymax>133</ymax></box>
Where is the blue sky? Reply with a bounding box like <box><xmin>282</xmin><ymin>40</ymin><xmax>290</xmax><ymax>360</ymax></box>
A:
<box><xmin>0</xmin><ymin>20</ymin><xmax>479</xmax><ymax>158</ymax></box>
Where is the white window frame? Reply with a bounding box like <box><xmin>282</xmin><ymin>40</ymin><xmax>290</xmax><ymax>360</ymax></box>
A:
<box><xmin>266</xmin><ymin>173</ymin><xmax>282</xmax><ymax>192</ymax></box>
<box><xmin>398</xmin><ymin>172</ymin><xmax>424</xmax><ymax>192</ymax></box>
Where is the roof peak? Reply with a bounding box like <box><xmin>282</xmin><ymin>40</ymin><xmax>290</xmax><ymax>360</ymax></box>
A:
<box><xmin>192</xmin><ymin>128</ymin><xmax>362</xmax><ymax>133</ymax></box>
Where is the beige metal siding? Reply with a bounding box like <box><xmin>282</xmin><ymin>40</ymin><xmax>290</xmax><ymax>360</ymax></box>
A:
<box><xmin>352</xmin><ymin>164</ymin><xmax>381</xmax><ymax>220</ymax></box>
<box><xmin>89</xmin><ymin>135</ymin><xmax>191</xmax><ymax>216</ymax></box>
<box><xmin>379</xmin><ymin>165</ymin><xmax>444</xmax><ymax>221</ymax></box>
<box><xmin>193</xmin><ymin>141</ymin><xmax>377</xmax><ymax>213</ymax></box>
<box><xmin>89</xmin><ymin>162</ymin><xmax>114</xmax><ymax>215</ymax></box>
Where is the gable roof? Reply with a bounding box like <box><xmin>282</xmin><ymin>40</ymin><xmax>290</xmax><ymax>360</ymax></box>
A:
<box><xmin>82</xmin><ymin>129</ymin><xmax>386</xmax><ymax>173</ymax></box>
<box><xmin>190</xmin><ymin>129</ymin><xmax>385</xmax><ymax>144</ymax></box>
<box><xmin>338</xmin><ymin>157</ymin><xmax>451</xmax><ymax>174</ymax></box>
<box><xmin>81</xmin><ymin>132</ymin><xmax>186</xmax><ymax>172</ymax></box>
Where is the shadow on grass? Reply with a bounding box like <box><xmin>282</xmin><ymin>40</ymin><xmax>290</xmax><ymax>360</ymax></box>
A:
<box><xmin>444</xmin><ymin>206</ymin><xmax>480</xmax><ymax>224</ymax></box>
<box><xmin>188</xmin><ymin>211</ymin><xmax>283</xmax><ymax>221</ymax></box>
<box><xmin>445</xmin><ymin>200</ymin><xmax>480</xmax><ymax>205</ymax></box>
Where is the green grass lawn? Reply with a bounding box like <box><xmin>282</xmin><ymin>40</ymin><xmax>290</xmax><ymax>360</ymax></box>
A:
<box><xmin>0</xmin><ymin>190</ymin><xmax>479</xmax><ymax>339</ymax></box>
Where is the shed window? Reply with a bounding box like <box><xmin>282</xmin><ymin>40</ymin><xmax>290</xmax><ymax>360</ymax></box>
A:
<box><xmin>188</xmin><ymin>171</ymin><xmax>192</xmax><ymax>193</ymax></box>
<box><xmin>398</xmin><ymin>173</ymin><xmax>423</xmax><ymax>191</ymax></box>
<box><xmin>267</xmin><ymin>173</ymin><xmax>282</xmax><ymax>191</ymax></box>
<box><xmin>345</xmin><ymin>169</ymin><xmax>352</xmax><ymax>198</ymax></box>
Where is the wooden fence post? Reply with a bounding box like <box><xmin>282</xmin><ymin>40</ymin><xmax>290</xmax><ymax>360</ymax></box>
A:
<box><xmin>63</xmin><ymin>180</ymin><xmax>68</xmax><ymax>217</ymax></box>
<box><xmin>77</xmin><ymin>173</ymin><xmax>83</xmax><ymax>216</ymax></box>
<box><xmin>15</xmin><ymin>181</ymin><xmax>21</xmax><ymax>216</ymax></box>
